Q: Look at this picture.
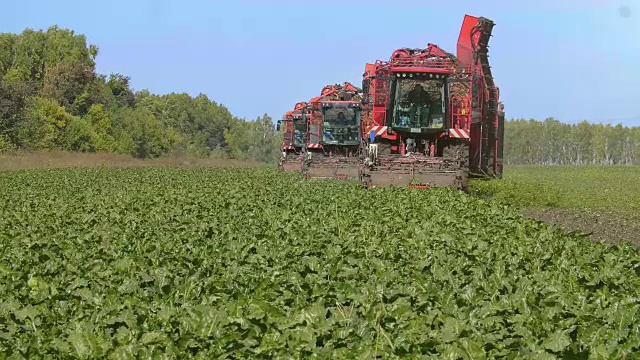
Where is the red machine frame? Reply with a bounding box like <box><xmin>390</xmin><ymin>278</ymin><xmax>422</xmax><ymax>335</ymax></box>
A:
<box><xmin>359</xmin><ymin>14</ymin><xmax>504</xmax><ymax>190</ymax></box>
<box><xmin>277</xmin><ymin>102</ymin><xmax>309</xmax><ymax>172</ymax></box>
<box><xmin>301</xmin><ymin>82</ymin><xmax>365</xmax><ymax>180</ymax></box>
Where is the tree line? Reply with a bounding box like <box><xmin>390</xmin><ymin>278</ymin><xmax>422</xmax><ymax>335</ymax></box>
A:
<box><xmin>0</xmin><ymin>26</ymin><xmax>280</xmax><ymax>163</ymax></box>
<box><xmin>504</xmin><ymin>118</ymin><xmax>640</xmax><ymax>165</ymax></box>
<box><xmin>2</xmin><ymin>26</ymin><xmax>638</xmax><ymax>166</ymax></box>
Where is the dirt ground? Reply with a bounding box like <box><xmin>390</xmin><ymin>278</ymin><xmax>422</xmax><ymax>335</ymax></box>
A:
<box><xmin>0</xmin><ymin>151</ymin><xmax>267</xmax><ymax>172</ymax></box>
<box><xmin>522</xmin><ymin>207</ymin><xmax>640</xmax><ymax>247</ymax></box>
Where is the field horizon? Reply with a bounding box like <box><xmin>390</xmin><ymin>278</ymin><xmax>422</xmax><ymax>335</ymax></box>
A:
<box><xmin>3</xmin><ymin>151</ymin><xmax>638</xmax><ymax>247</ymax></box>
<box><xmin>0</xmin><ymin>150</ymin><xmax>269</xmax><ymax>172</ymax></box>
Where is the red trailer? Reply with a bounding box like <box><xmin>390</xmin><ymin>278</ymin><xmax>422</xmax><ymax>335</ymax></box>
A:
<box><xmin>301</xmin><ymin>82</ymin><xmax>364</xmax><ymax>180</ymax></box>
<box><xmin>359</xmin><ymin>15</ymin><xmax>504</xmax><ymax>190</ymax></box>
<box><xmin>277</xmin><ymin>102</ymin><xmax>309</xmax><ymax>172</ymax></box>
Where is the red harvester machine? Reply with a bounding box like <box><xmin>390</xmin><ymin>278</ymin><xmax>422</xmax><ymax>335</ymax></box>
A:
<box><xmin>301</xmin><ymin>82</ymin><xmax>364</xmax><ymax>180</ymax></box>
<box><xmin>277</xmin><ymin>102</ymin><xmax>309</xmax><ymax>172</ymax></box>
<box><xmin>359</xmin><ymin>14</ymin><xmax>504</xmax><ymax>190</ymax></box>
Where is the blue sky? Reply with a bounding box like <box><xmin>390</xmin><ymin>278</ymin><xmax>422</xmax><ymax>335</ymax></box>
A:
<box><xmin>3</xmin><ymin>0</ymin><xmax>639</xmax><ymax>126</ymax></box>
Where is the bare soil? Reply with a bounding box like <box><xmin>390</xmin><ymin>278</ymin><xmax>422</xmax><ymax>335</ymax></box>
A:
<box><xmin>522</xmin><ymin>207</ymin><xmax>640</xmax><ymax>247</ymax></box>
<box><xmin>0</xmin><ymin>150</ymin><xmax>267</xmax><ymax>172</ymax></box>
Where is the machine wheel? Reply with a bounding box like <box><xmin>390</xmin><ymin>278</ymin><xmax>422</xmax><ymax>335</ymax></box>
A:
<box><xmin>459</xmin><ymin>142</ymin><xmax>470</xmax><ymax>170</ymax></box>
<box><xmin>455</xmin><ymin>170</ymin><xmax>469</xmax><ymax>192</ymax></box>
<box><xmin>361</xmin><ymin>175</ymin><xmax>371</xmax><ymax>189</ymax></box>
<box><xmin>358</xmin><ymin>166</ymin><xmax>371</xmax><ymax>189</ymax></box>
<box><xmin>442</xmin><ymin>139</ymin><xmax>470</xmax><ymax>191</ymax></box>
<box><xmin>443</xmin><ymin>140</ymin><xmax>470</xmax><ymax>170</ymax></box>
<box><xmin>277</xmin><ymin>156</ymin><xmax>285</xmax><ymax>171</ymax></box>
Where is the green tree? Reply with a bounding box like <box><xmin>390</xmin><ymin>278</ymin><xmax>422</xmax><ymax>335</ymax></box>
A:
<box><xmin>40</xmin><ymin>59</ymin><xmax>96</xmax><ymax>112</ymax></box>
<box><xmin>16</xmin><ymin>97</ymin><xmax>72</xmax><ymax>149</ymax></box>
<box><xmin>0</xmin><ymin>33</ymin><xmax>17</xmax><ymax>79</ymax></box>
<box><xmin>107</xmin><ymin>73</ymin><xmax>135</xmax><ymax>108</ymax></box>
<box><xmin>63</xmin><ymin>116</ymin><xmax>98</xmax><ymax>152</ymax></box>
<box><xmin>83</xmin><ymin>104</ymin><xmax>114</xmax><ymax>152</ymax></box>
<box><xmin>111</xmin><ymin>107</ymin><xmax>168</xmax><ymax>158</ymax></box>
<box><xmin>0</xmin><ymin>69</ymin><xmax>32</xmax><ymax>143</ymax></box>
<box><xmin>503</xmin><ymin>118</ymin><xmax>640</xmax><ymax>165</ymax></box>
<box><xmin>251</xmin><ymin>114</ymin><xmax>279</xmax><ymax>163</ymax></box>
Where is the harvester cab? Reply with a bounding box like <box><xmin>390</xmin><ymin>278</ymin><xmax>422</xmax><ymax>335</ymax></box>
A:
<box><xmin>301</xmin><ymin>82</ymin><xmax>365</xmax><ymax>180</ymax></box>
<box><xmin>278</xmin><ymin>102</ymin><xmax>309</xmax><ymax>172</ymax></box>
<box><xmin>319</xmin><ymin>101</ymin><xmax>361</xmax><ymax>147</ymax></box>
<box><xmin>359</xmin><ymin>14</ymin><xmax>503</xmax><ymax>190</ymax></box>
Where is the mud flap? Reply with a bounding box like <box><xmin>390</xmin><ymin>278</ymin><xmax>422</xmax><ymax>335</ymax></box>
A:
<box><xmin>359</xmin><ymin>165</ymin><xmax>372</xmax><ymax>188</ymax></box>
<box><xmin>367</xmin><ymin>171</ymin><xmax>461</xmax><ymax>188</ymax></box>
<box><xmin>360</xmin><ymin>166</ymin><xmax>468</xmax><ymax>191</ymax></box>
<box><xmin>304</xmin><ymin>164</ymin><xmax>359</xmax><ymax>180</ymax></box>
<box><xmin>303</xmin><ymin>159</ymin><xmax>360</xmax><ymax>180</ymax></box>
<box><xmin>281</xmin><ymin>160</ymin><xmax>303</xmax><ymax>172</ymax></box>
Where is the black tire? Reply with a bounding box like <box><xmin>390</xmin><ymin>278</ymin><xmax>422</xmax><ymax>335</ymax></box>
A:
<box><xmin>456</xmin><ymin>170</ymin><xmax>469</xmax><ymax>192</ymax></box>
<box><xmin>443</xmin><ymin>139</ymin><xmax>470</xmax><ymax>170</ymax></box>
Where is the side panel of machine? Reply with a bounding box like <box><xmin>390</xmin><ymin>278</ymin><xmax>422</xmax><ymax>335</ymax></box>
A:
<box><xmin>455</xmin><ymin>14</ymin><xmax>502</xmax><ymax>178</ymax></box>
<box><xmin>283</xmin><ymin>119</ymin><xmax>295</xmax><ymax>148</ymax></box>
<box><xmin>489</xmin><ymin>101</ymin><xmax>505</xmax><ymax>177</ymax></box>
<box><xmin>362</xmin><ymin>64</ymin><xmax>394</xmax><ymax>143</ymax></box>
<box><xmin>307</xmin><ymin>109</ymin><xmax>321</xmax><ymax>147</ymax></box>
<box><xmin>278</xmin><ymin>107</ymin><xmax>306</xmax><ymax>173</ymax></box>
<box><xmin>456</xmin><ymin>14</ymin><xmax>480</xmax><ymax>66</ymax></box>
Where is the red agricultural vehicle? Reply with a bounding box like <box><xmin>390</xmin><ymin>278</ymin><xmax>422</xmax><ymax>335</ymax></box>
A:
<box><xmin>359</xmin><ymin>14</ymin><xmax>504</xmax><ymax>190</ymax></box>
<box><xmin>301</xmin><ymin>82</ymin><xmax>364</xmax><ymax>180</ymax></box>
<box><xmin>277</xmin><ymin>102</ymin><xmax>309</xmax><ymax>172</ymax></box>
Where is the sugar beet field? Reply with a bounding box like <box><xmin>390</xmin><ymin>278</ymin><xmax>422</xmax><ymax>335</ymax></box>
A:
<box><xmin>1</xmin><ymin>166</ymin><xmax>640</xmax><ymax>358</ymax></box>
